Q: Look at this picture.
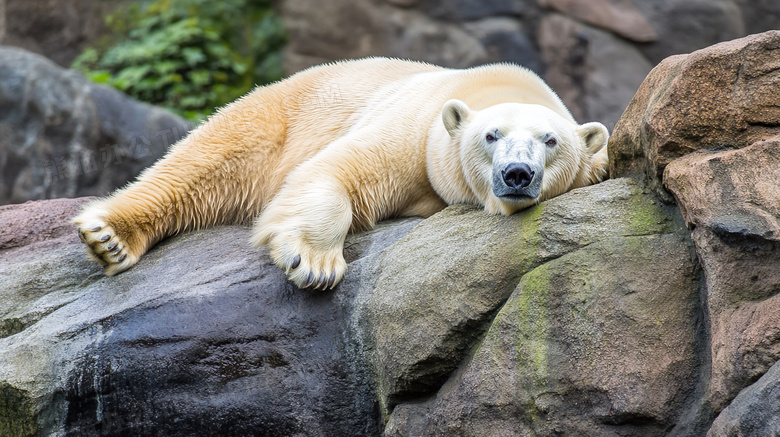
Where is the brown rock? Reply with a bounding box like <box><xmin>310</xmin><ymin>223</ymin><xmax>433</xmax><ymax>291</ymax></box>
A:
<box><xmin>0</xmin><ymin>197</ymin><xmax>92</xmax><ymax>252</ymax></box>
<box><xmin>538</xmin><ymin>13</ymin><xmax>653</xmax><ymax>126</ymax></box>
<box><xmin>665</xmin><ymin>138</ymin><xmax>780</xmax><ymax>412</ymax></box>
<box><xmin>2</xmin><ymin>0</ymin><xmax>126</xmax><ymax>67</ymax></box>
<box><xmin>278</xmin><ymin>0</ymin><xmax>394</xmax><ymax>73</ymax></box>
<box><xmin>278</xmin><ymin>0</ymin><xmax>494</xmax><ymax>73</ymax></box>
<box><xmin>633</xmin><ymin>0</ymin><xmax>746</xmax><ymax>65</ymax></box>
<box><xmin>609</xmin><ymin>30</ymin><xmax>780</xmax><ymax>202</ymax></box>
<box><xmin>383</xmin><ymin>0</ymin><xmax>418</xmax><ymax>7</ymax></box>
<box><xmin>538</xmin><ymin>0</ymin><xmax>658</xmax><ymax>43</ymax></box>
<box><xmin>664</xmin><ymin>138</ymin><xmax>780</xmax><ymax>241</ymax></box>
<box><xmin>389</xmin><ymin>13</ymin><xmax>487</xmax><ymax>67</ymax></box>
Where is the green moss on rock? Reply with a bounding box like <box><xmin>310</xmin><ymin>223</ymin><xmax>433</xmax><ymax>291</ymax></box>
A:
<box><xmin>0</xmin><ymin>383</ymin><xmax>38</xmax><ymax>437</ymax></box>
<box><xmin>513</xmin><ymin>262</ymin><xmax>552</xmax><ymax>387</ymax></box>
<box><xmin>626</xmin><ymin>189</ymin><xmax>675</xmax><ymax>236</ymax></box>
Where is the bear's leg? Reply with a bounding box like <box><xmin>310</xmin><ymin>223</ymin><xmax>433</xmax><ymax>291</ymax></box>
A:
<box><xmin>251</xmin><ymin>136</ymin><xmax>445</xmax><ymax>290</ymax></box>
<box><xmin>251</xmin><ymin>174</ymin><xmax>352</xmax><ymax>290</ymax></box>
<box><xmin>73</xmin><ymin>112</ymin><xmax>284</xmax><ymax>275</ymax></box>
<box><xmin>73</xmin><ymin>152</ymin><xmax>270</xmax><ymax>275</ymax></box>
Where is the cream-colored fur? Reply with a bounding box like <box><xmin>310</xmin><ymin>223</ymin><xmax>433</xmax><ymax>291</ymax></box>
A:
<box><xmin>73</xmin><ymin>57</ymin><xmax>608</xmax><ymax>289</ymax></box>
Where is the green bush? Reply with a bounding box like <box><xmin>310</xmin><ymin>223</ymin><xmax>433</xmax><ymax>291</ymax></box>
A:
<box><xmin>72</xmin><ymin>0</ymin><xmax>286</xmax><ymax>122</ymax></box>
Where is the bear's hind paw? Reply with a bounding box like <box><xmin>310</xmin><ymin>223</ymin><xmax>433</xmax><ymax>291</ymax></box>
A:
<box><xmin>74</xmin><ymin>217</ymin><xmax>138</xmax><ymax>276</ymax></box>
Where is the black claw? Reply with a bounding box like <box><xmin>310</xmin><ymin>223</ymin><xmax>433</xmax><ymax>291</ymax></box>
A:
<box><xmin>291</xmin><ymin>254</ymin><xmax>301</xmax><ymax>269</ymax></box>
<box><xmin>118</xmin><ymin>253</ymin><xmax>127</xmax><ymax>262</ymax></box>
<box><xmin>100</xmin><ymin>234</ymin><xmax>111</xmax><ymax>242</ymax></box>
<box><xmin>316</xmin><ymin>272</ymin><xmax>327</xmax><ymax>289</ymax></box>
<box><xmin>327</xmin><ymin>272</ymin><xmax>336</xmax><ymax>289</ymax></box>
<box><xmin>89</xmin><ymin>225</ymin><xmax>102</xmax><ymax>232</ymax></box>
<box><xmin>111</xmin><ymin>248</ymin><xmax>121</xmax><ymax>256</ymax></box>
<box><xmin>303</xmin><ymin>272</ymin><xmax>315</xmax><ymax>288</ymax></box>
<box><xmin>107</xmin><ymin>241</ymin><xmax>118</xmax><ymax>250</ymax></box>
<box><xmin>79</xmin><ymin>231</ymin><xmax>86</xmax><ymax>242</ymax></box>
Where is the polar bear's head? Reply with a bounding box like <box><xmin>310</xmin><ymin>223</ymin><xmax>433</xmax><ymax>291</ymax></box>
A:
<box><xmin>440</xmin><ymin>100</ymin><xmax>609</xmax><ymax>215</ymax></box>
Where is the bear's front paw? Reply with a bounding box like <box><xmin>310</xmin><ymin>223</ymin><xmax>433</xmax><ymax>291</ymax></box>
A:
<box><xmin>256</xmin><ymin>230</ymin><xmax>348</xmax><ymax>290</ymax></box>
<box><xmin>73</xmin><ymin>213</ymin><xmax>139</xmax><ymax>276</ymax></box>
<box><xmin>282</xmin><ymin>241</ymin><xmax>348</xmax><ymax>291</ymax></box>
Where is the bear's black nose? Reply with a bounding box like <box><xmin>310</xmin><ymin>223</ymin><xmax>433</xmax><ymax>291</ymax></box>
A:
<box><xmin>501</xmin><ymin>163</ymin><xmax>534</xmax><ymax>189</ymax></box>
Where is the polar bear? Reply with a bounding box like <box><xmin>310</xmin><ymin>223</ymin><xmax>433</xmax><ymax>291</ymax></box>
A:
<box><xmin>73</xmin><ymin>57</ymin><xmax>608</xmax><ymax>290</ymax></box>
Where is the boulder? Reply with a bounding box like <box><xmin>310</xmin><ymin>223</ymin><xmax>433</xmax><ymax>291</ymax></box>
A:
<box><xmin>362</xmin><ymin>178</ymin><xmax>684</xmax><ymax>415</ymax></box>
<box><xmin>609</xmin><ymin>30</ymin><xmax>780</xmax><ymax>202</ymax></box>
<box><xmin>0</xmin><ymin>47</ymin><xmax>191</xmax><ymax>205</ymax></box>
<box><xmin>708</xmin><ymin>359</ymin><xmax>780</xmax><ymax>436</ymax></box>
<box><xmin>605</xmin><ymin>29</ymin><xmax>780</xmax><ymax>430</ymax></box>
<box><xmin>1</xmin><ymin>0</ymin><xmax>124</xmax><ymax>67</ymax></box>
<box><xmin>386</xmin><ymin>233</ymin><xmax>700</xmax><ymax>436</ymax></box>
<box><xmin>664</xmin><ymin>138</ymin><xmax>780</xmax><ymax>412</ymax></box>
<box><xmin>538</xmin><ymin>0</ymin><xmax>658</xmax><ymax>43</ymax></box>
<box><xmin>736</xmin><ymin>0</ymin><xmax>780</xmax><ymax>36</ymax></box>
<box><xmin>422</xmin><ymin>0</ymin><xmax>534</xmax><ymax>22</ymax></box>
<box><xmin>376</xmin><ymin>180</ymin><xmax>704</xmax><ymax>436</ymax></box>
<box><xmin>388</xmin><ymin>14</ymin><xmax>487</xmax><ymax>68</ymax></box>
<box><xmin>1</xmin><ymin>177</ymin><xmax>710</xmax><ymax>436</ymax></box>
<box><xmin>0</xmin><ymin>197</ymin><xmax>421</xmax><ymax>436</ymax></box>
<box><xmin>538</xmin><ymin>13</ymin><xmax>653</xmax><ymax>127</ymax></box>
<box><xmin>277</xmin><ymin>0</ymin><xmax>394</xmax><ymax>73</ymax></box>
<box><xmin>463</xmin><ymin>18</ymin><xmax>543</xmax><ymax>73</ymax></box>
<box><xmin>631</xmin><ymin>0</ymin><xmax>745</xmax><ymax>65</ymax></box>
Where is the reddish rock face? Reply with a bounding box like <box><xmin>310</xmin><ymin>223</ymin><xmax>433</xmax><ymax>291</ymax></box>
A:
<box><xmin>664</xmin><ymin>138</ymin><xmax>780</xmax><ymax>241</ymax></box>
<box><xmin>609</xmin><ymin>30</ymin><xmax>780</xmax><ymax>202</ymax></box>
<box><xmin>608</xmin><ymin>30</ymin><xmax>780</xmax><ymax>429</ymax></box>
<box><xmin>665</xmin><ymin>138</ymin><xmax>780</xmax><ymax>412</ymax></box>
<box><xmin>538</xmin><ymin>0</ymin><xmax>658</xmax><ymax>43</ymax></box>
<box><xmin>0</xmin><ymin>198</ymin><xmax>92</xmax><ymax>247</ymax></box>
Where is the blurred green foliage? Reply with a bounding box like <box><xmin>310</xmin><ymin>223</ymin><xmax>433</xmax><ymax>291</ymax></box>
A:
<box><xmin>72</xmin><ymin>0</ymin><xmax>286</xmax><ymax>122</ymax></box>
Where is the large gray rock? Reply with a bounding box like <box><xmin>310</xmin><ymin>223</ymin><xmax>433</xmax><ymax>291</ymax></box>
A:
<box><xmin>386</xmin><ymin>233</ymin><xmax>700</xmax><ymax>436</ymax></box>
<box><xmin>538</xmin><ymin>12</ymin><xmax>653</xmax><ymax>128</ymax></box>
<box><xmin>0</xmin><ymin>197</ymin><xmax>421</xmax><ymax>436</ymax></box>
<box><xmin>1</xmin><ymin>176</ymin><xmax>712</xmax><ymax>436</ymax></box>
<box><xmin>539</xmin><ymin>0</ymin><xmax>658</xmax><ymax>43</ymax></box>
<box><xmin>375</xmin><ymin>180</ymin><xmax>705</xmax><ymax>436</ymax></box>
<box><xmin>0</xmin><ymin>47</ymin><xmax>191</xmax><ymax>205</ymax></box>
<box><xmin>362</xmin><ymin>177</ymin><xmax>682</xmax><ymax>415</ymax></box>
<box><xmin>1</xmin><ymin>0</ymin><xmax>125</xmax><ymax>67</ymax></box>
<box><xmin>708</xmin><ymin>359</ymin><xmax>780</xmax><ymax>436</ymax></box>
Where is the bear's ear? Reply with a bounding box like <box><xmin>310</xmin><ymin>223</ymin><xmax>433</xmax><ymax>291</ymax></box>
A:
<box><xmin>441</xmin><ymin>99</ymin><xmax>472</xmax><ymax>138</ymax></box>
<box><xmin>576</xmin><ymin>122</ymin><xmax>609</xmax><ymax>155</ymax></box>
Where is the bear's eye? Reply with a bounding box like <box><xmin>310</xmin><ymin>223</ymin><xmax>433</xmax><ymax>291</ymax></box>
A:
<box><xmin>545</xmin><ymin>138</ymin><xmax>557</xmax><ymax>147</ymax></box>
<box><xmin>485</xmin><ymin>134</ymin><xmax>496</xmax><ymax>142</ymax></box>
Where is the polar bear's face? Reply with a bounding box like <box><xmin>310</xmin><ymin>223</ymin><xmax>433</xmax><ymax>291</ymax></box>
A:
<box><xmin>442</xmin><ymin>100</ymin><xmax>608</xmax><ymax>215</ymax></box>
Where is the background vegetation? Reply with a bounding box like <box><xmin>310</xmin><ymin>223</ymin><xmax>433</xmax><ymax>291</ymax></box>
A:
<box><xmin>72</xmin><ymin>0</ymin><xmax>286</xmax><ymax>122</ymax></box>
